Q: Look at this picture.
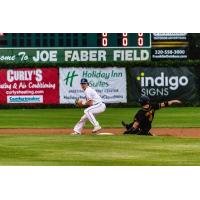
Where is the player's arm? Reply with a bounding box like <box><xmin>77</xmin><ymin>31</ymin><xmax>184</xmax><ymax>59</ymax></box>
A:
<box><xmin>77</xmin><ymin>99</ymin><xmax>93</xmax><ymax>107</ymax></box>
<box><xmin>85</xmin><ymin>100</ymin><xmax>93</xmax><ymax>106</ymax></box>
<box><xmin>160</xmin><ymin>100</ymin><xmax>181</xmax><ymax>108</ymax></box>
<box><xmin>75</xmin><ymin>99</ymin><xmax>93</xmax><ymax>107</ymax></box>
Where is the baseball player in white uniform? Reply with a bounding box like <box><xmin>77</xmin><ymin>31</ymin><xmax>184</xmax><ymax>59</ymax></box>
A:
<box><xmin>72</xmin><ymin>78</ymin><xmax>106</xmax><ymax>135</ymax></box>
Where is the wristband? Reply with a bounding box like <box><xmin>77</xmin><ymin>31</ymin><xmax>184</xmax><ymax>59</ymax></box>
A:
<box><xmin>164</xmin><ymin>101</ymin><xmax>169</xmax><ymax>107</ymax></box>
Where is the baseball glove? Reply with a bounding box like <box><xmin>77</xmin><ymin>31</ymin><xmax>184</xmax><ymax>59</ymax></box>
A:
<box><xmin>75</xmin><ymin>98</ymin><xmax>83</xmax><ymax>107</ymax></box>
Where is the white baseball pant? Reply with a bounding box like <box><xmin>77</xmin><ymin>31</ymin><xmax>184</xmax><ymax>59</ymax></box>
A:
<box><xmin>73</xmin><ymin>102</ymin><xmax>106</xmax><ymax>134</ymax></box>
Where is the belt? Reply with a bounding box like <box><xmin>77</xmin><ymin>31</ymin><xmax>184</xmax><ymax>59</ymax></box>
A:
<box><xmin>93</xmin><ymin>102</ymin><xmax>104</xmax><ymax>105</ymax></box>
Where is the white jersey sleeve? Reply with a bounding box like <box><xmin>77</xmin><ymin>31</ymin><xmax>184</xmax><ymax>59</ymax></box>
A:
<box><xmin>84</xmin><ymin>87</ymin><xmax>102</xmax><ymax>104</ymax></box>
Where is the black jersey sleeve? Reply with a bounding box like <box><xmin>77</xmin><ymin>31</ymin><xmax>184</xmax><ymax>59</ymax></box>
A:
<box><xmin>151</xmin><ymin>103</ymin><xmax>161</xmax><ymax>110</ymax></box>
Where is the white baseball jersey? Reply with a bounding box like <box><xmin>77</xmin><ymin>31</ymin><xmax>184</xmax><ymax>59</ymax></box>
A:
<box><xmin>84</xmin><ymin>86</ymin><xmax>102</xmax><ymax>105</ymax></box>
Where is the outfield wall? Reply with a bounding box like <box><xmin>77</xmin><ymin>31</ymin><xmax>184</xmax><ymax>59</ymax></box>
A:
<box><xmin>0</xmin><ymin>60</ymin><xmax>200</xmax><ymax>106</ymax></box>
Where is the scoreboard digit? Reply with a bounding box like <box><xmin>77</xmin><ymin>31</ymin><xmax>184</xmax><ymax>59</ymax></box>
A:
<box><xmin>122</xmin><ymin>33</ymin><xmax>128</xmax><ymax>47</ymax></box>
<box><xmin>138</xmin><ymin>33</ymin><xmax>144</xmax><ymax>47</ymax></box>
<box><xmin>102</xmin><ymin>33</ymin><xmax>108</xmax><ymax>47</ymax></box>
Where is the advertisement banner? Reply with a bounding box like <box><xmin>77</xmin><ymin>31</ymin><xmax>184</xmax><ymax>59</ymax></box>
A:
<box><xmin>0</xmin><ymin>48</ymin><xmax>151</xmax><ymax>64</ymax></box>
<box><xmin>129</xmin><ymin>67</ymin><xmax>199</xmax><ymax>104</ymax></box>
<box><xmin>151</xmin><ymin>33</ymin><xmax>188</xmax><ymax>60</ymax></box>
<box><xmin>59</xmin><ymin>67</ymin><xmax>127</xmax><ymax>104</ymax></box>
<box><xmin>0</xmin><ymin>68</ymin><xmax>59</xmax><ymax>104</ymax></box>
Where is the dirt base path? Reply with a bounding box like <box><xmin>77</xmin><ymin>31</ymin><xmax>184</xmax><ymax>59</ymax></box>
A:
<box><xmin>152</xmin><ymin>128</ymin><xmax>200</xmax><ymax>137</ymax></box>
<box><xmin>0</xmin><ymin>128</ymin><xmax>200</xmax><ymax>137</ymax></box>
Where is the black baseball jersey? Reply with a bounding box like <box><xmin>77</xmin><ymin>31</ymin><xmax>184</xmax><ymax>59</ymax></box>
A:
<box><xmin>134</xmin><ymin>103</ymin><xmax>161</xmax><ymax>132</ymax></box>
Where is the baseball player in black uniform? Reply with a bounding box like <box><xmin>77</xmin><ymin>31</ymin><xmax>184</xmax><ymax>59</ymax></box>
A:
<box><xmin>122</xmin><ymin>96</ymin><xmax>181</xmax><ymax>136</ymax></box>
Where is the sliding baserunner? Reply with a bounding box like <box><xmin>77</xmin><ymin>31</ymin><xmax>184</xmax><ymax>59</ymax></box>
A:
<box><xmin>122</xmin><ymin>96</ymin><xmax>181</xmax><ymax>136</ymax></box>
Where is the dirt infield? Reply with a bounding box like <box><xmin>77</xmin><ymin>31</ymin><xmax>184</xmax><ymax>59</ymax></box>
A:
<box><xmin>0</xmin><ymin>128</ymin><xmax>200</xmax><ymax>137</ymax></box>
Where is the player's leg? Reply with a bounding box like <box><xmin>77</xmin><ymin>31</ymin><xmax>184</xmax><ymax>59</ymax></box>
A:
<box><xmin>91</xmin><ymin>105</ymin><xmax>106</xmax><ymax>132</ymax></box>
<box><xmin>123</xmin><ymin>127</ymin><xmax>140</xmax><ymax>134</ymax></box>
<box><xmin>84</xmin><ymin>103</ymin><xmax>106</xmax><ymax>132</ymax></box>
<box><xmin>122</xmin><ymin>121</ymin><xmax>134</xmax><ymax>130</ymax></box>
<box><xmin>73</xmin><ymin>114</ymin><xmax>88</xmax><ymax>134</ymax></box>
<box><xmin>84</xmin><ymin>104</ymin><xmax>105</xmax><ymax>128</ymax></box>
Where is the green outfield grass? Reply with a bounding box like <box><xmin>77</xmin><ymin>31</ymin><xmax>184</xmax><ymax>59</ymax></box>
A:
<box><xmin>0</xmin><ymin>107</ymin><xmax>199</xmax><ymax>166</ymax></box>
<box><xmin>0</xmin><ymin>107</ymin><xmax>199</xmax><ymax>128</ymax></box>
<box><xmin>0</xmin><ymin>134</ymin><xmax>199</xmax><ymax>166</ymax></box>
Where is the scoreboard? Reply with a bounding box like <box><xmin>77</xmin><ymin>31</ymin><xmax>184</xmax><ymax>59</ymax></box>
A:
<box><xmin>0</xmin><ymin>33</ymin><xmax>151</xmax><ymax>48</ymax></box>
<box><xmin>0</xmin><ymin>33</ymin><xmax>188</xmax><ymax>63</ymax></box>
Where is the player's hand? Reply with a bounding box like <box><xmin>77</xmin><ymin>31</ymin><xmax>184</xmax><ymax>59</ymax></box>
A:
<box><xmin>75</xmin><ymin>98</ymin><xmax>83</xmax><ymax>107</ymax></box>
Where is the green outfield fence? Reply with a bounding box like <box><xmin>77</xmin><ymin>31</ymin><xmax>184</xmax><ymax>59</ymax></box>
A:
<box><xmin>1</xmin><ymin>60</ymin><xmax>200</xmax><ymax>68</ymax></box>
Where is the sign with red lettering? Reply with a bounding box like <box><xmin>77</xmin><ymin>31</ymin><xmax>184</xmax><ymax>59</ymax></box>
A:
<box><xmin>0</xmin><ymin>68</ymin><xmax>59</xmax><ymax>104</ymax></box>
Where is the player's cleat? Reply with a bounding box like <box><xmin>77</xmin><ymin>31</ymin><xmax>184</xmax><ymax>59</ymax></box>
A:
<box><xmin>71</xmin><ymin>132</ymin><xmax>81</xmax><ymax>135</ymax></box>
<box><xmin>121</xmin><ymin>121</ymin><xmax>127</xmax><ymax>127</ymax></box>
<box><xmin>92</xmin><ymin>125</ymin><xmax>102</xmax><ymax>133</ymax></box>
<box><xmin>147</xmin><ymin>132</ymin><xmax>153</xmax><ymax>136</ymax></box>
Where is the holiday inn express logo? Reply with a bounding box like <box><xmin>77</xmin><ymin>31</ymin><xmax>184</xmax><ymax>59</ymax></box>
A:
<box><xmin>64</xmin><ymin>71</ymin><xmax>78</xmax><ymax>87</ymax></box>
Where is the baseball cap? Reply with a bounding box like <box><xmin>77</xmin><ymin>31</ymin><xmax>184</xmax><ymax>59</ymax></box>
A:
<box><xmin>80</xmin><ymin>78</ymin><xmax>89</xmax><ymax>84</ymax></box>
